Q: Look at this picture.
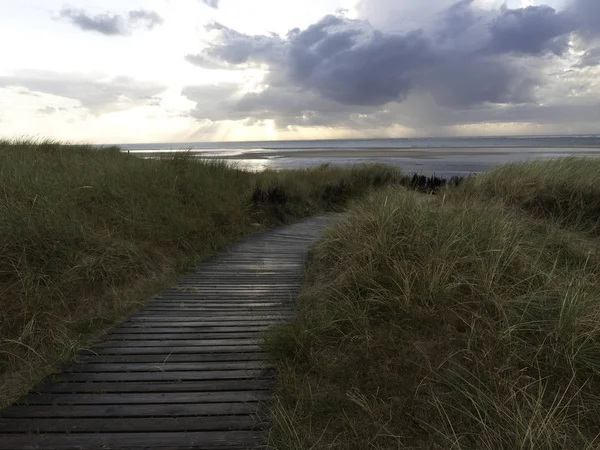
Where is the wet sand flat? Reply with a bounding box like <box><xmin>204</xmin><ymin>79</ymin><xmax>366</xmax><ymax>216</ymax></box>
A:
<box><xmin>202</xmin><ymin>148</ymin><xmax>600</xmax><ymax>160</ymax></box>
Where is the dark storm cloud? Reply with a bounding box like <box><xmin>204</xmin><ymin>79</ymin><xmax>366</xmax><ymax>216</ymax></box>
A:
<box><xmin>59</xmin><ymin>8</ymin><xmax>163</xmax><ymax>35</ymax></box>
<box><xmin>566</xmin><ymin>0</ymin><xmax>600</xmax><ymax>39</ymax></box>
<box><xmin>183</xmin><ymin>0</ymin><xmax>600</xmax><ymax>130</ymax></box>
<box><xmin>286</xmin><ymin>17</ymin><xmax>432</xmax><ymax>106</ymax></box>
<box><xmin>190</xmin><ymin>15</ymin><xmax>432</xmax><ymax>106</ymax></box>
<box><xmin>417</xmin><ymin>57</ymin><xmax>537</xmax><ymax>108</ymax></box>
<box><xmin>186</xmin><ymin>12</ymin><xmax>533</xmax><ymax>113</ymax></box>
<box><xmin>434</xmin><ymin>0</ymin><xmax>480</xmax><ymax>44</ymax></box>
<box><xmin>486</xmin><ymin>6</ymin><xmax>570</xmax><ymax>56</ymax></box>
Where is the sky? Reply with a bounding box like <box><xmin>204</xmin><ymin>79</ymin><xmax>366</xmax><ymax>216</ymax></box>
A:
<box><xmin>0</xmin><ymin>0</ymin><xmax>599</xmax><ymax>143</ymax></box>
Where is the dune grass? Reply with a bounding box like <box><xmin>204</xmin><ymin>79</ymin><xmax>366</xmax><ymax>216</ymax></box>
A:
<box><xmin>452</xmin><ymin>157</ymin><xmax>600</xmax><ymax>234</ymax></box>
<box><xmin>266</xmin><ymin>157</ymin><xmax>600</xmax><ymax>449</ymax></box>
<box><xmin>0</xmin><ymin>139</ymin><xmax>404</xmax><ymax>407</ymax></box>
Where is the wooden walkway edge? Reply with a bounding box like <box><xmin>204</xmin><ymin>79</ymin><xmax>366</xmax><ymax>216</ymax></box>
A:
<box><xmin>0</xmin><ymin>216</ymin><xmax>333</xmax><ymax>449</ymax></box>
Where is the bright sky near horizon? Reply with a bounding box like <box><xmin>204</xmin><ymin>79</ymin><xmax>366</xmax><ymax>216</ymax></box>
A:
<box><xmin>1</xmin><ymin>0</ymin><xmax>598</xmax><ymax>144</ymax></box>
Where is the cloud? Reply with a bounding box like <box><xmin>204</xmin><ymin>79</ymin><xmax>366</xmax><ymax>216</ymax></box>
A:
<box><xmin>189</xmin><ymin>16</ymin><xmax>433</xmax><ymax>107</ymax></box>
<box><xmin>182</xmin><ymin>0</ymin><xmax>600</xmax><ymax>133</ymax></box>
<box><xmin>202</xmin><ymin>0</ymin><xmax>220</xmax><ymax>8</ymax></box>
<box><xmin>486</xmin><ymin>5</ymin><xmax>570</xmax><ymax>56</ymax></box>
<box><xmin>575</xmin><ymin>48</ymin><xmax>600</xmax><ymax>67</ymax></box>
<box><xmin>198</xmin><ymin>22</ymin><xmax>285</xmax><ymax>67</ymax></box>
<box><xmin>37</xmin><ymin>106</ymin><xmax>69</xmax><ymax>115</ymax></box>
<box><xmin>127</xmin><ymin>10</ymin><xmax>164</xmax><ymax>30</ymax></box>
<box><xmin>60</xmin><ymin>8</ymin><xmax>123</xmax><ymax>35</ymax></box>
<box><xmin>59</xmin><ymin>8</ymin><xmax>163</xmax><ymax>36</ymax></box>
<box><xmin>566</xmin><ymin>0</ymin><xmax>600</xmax><ymax>40</ymax></box>
<box><xmin>0</xmin><ymin>71</ymin><xmax>167</xmax><ymax>113</ymax></box>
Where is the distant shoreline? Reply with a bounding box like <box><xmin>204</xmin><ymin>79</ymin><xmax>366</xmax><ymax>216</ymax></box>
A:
<box><xmin>126</xmin><ymin>147</ymin><xmax>600</xmax><ymax>160</ymax></box>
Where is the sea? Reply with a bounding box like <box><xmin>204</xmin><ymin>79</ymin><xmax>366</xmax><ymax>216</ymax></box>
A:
<box><xmin>119</xmin><ymin>135</ymin><xmax>600</xmax><ymax>178</ymax></box>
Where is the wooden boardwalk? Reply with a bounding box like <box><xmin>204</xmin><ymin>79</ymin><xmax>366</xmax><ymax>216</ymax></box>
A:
<box><xmin>0</xmin><ymin>216</ymin><xmax>333</xmax><ymax>449</ymax></box>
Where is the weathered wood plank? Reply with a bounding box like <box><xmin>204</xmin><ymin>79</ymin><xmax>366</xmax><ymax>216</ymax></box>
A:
<box><xmin>110</xmin><ymin>326</ymin><xmax>270</xmax><ymax>334</ymax></box>
<box><xmin>0</xmin><ymin>431</ymin><xmax>263</xmax><ymax>449</ymax></box>
<box><xmin>0</xmin><ymin>416</ymin><xmax>262</xmax><ymax>433</ymax></box>
<box><xmin>127</xmin><ymin>315</ymin><xmax>289</xmax><ymax>321</ymax></box>
<box><xmin>97</xmin><ymin>339</ymin><xmax>260</xmax><ymax>348</ymax></box>
<box><xmin>54</xmin><ymin>369</ymin><xmax>270</xmax><ymax>382</ymax></box>
<box><xmin>35</xmin><ymin>379</ymin><xmax>273</xmax><ymax>394</ymax></box>
<box><xmin>65</xmin><ymin>361</ymin><xmax>269</xmax><ymax>373</ymax></box>
<box><xmin>0</xmin><ymin>403</ymin><xmax>258</xmax><ymax>418</ymax></box>
<box><xmin>74</xmin><ymin>352</ymin><xmax>268</xmax><ymax>364</ymax></box>
<box><xmin>18</xmin><ymin>391</ymin><xmax>269</xmax><ymax>405</ymax></box>
<box><xmin>140</xmin><ymin>309</ymin><xmax>293</xmax><ymax>314</ymax></box>
<box><xmin>91</xmin><ymin>345</ymin><xmax>263</xmax><ymax>355</ymax></box>
<box><xmin>120</xmin><ymin>320</ymin><xmax>282</xmax><ymax>327</ymax></box>
<box><xmin>143</xmin><ymin>307</ymin><xmax>290</xmax><ymax>312</ymax></box>
<box><xmin>105</xmin><ymin>332</ymin><xmax>263</xmax><ymax>340</ymax></box>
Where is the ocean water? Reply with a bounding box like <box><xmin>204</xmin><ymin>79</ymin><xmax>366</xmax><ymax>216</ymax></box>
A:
<box><xmin>119</xmin><ymin>135</ymin><xmax>600</xmax><ymax>178</ymax></box>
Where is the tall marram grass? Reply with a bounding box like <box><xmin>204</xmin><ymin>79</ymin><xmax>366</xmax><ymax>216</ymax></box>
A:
<box><xmin>266</xmin><ymin>157</ymin><xmax>600</xmax><ymax>449</ymax></box>
<box><xmin>0</xmin><ymin>139</ymin><xmax>403</xmax><ymax>407</ymax></box>
<box><xmin>453</xmin><ymin>157</ymin><xmax>600</xmax><ymax>234</ymax></box>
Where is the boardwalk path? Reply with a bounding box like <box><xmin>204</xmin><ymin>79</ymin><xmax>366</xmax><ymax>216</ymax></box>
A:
<box><xmin>0</xmin><ymin>216</ymin><xmax>333</xmax><ymax>449</ymax></box>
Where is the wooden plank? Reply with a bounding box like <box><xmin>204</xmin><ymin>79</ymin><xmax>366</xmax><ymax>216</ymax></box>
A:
<box><xmin>141</xmin><ymin>308</ymin><xmax>293</xmax><ymax>313</ymax></box>
<box><xmin>75</xmin><ymin>352</ymin><xmax>268</xmax><ymax>364</ymax></box>
<box><xmin>147</xmin><ymin>297</ymin><xmax>293</xmax><ymax>302</ymax></box>
<box><xmin>174</xmin><ymin>281</ymin><xmax>298</xmax><ymax>284</ymax></box>
<box><xmin>150</xmin><ymin>298</ymin><xmax>294</xmax><ymax>302</ymax></box>
<box><xmin>0</xmin><ymin>403</ymin><xmax>258</xmax><ymax>418</ymax></box>
<box><xmin>54</xmin><ymin>369</ymin><xmax>270</xmax><ymax>382</ymax></box>
<box><xmin>144</xmin><ymin>303</ymin><xmax>293</xmax><ymax>308</ymax></box>
<box><xmin>142</xmin><ymin>306</ymin><xmax>289</xmax><ymax>311</ymax></box>
<box><xmin>66</xmin><ymin>361</ymin><xmax>269</xmax><ymax>372</ymax></box>
<box><xmin>156</xmin><ymin>290</ymin><xmax>296</xmax><ymax>294</ymax></box>
<box><xmin>125</xmin><ymin>316</ymin><xmax>282</xmax><ymax>327</ymax></box>
<box><xmin>150</xmin><ymin>298</ymin><xmax>297</xmax><ymax>304</ymax></box>
<box><xmin>161</xmin><ymin>286</ymin><xmax>297</xmax><ymax>290</ymax></box>
<box><xmin>111</xmin><ymin>326</ymin><xmax>270</xmax><ymax>334</ymax></box>
<box><xmin>153</xmin><ymin>291</ymin><xmax>295</xmax><ymax>295</ymax></box>
<box><xmin>168</xmin><ymin>285</ymin><xmax>297</xmax><ymax>289</ymax></box>
<box><xmin>35</xmin><ymin>379</ymin><xmax>273</xmax><ymax>394</ymax></box>
<box><xmin>133</xmin><ymin>313</ymin><xmax>292</xmax><ymax>319</ymax></box>
<box><xmin>105</xmin><ymin>332</ymin><xmax>263</xmax><ymax>340</ymax></box>
<box><xmin>97</xmin><ymin>339</ymin><xmax>260</xmax><ymax>348</ymax></box>
<box><xmin>0</xmin><ymin>431</ymin><xmax>262</xmax><ymax>449</ymax></box>
<box><xmin>0</xmin><ymin>415</ymin><xmax>262</xmax><ymax>433</ymax></box>
<box><xmin>18</xmin><ymin>391</ymin><xmax>269</xmax><ymax>405</ymax></box>
<box><xmin>91</xmin><ymin>345</ymin><xmax>263</xmax><ymax>355</ymax></box>
<box><xmin>120</xmin><ymin>320</ymin><xmax>281</xmax><ymax>327</ymax></box>
<box><xmin>174</xmin><ymin>274</ymin><xmax>295</xmax><ymax>278</ymax></box>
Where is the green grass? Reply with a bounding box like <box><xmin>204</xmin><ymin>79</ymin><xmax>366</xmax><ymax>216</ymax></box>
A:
<box><xmin>266</xmin><ymin>157</ymin><xmax>600</xmax><ymax>449</ymax></box>
<box><xmin>0</xmin><ymin>139</ymin><xmax>404</xmax><ymax>407</ymax></box>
